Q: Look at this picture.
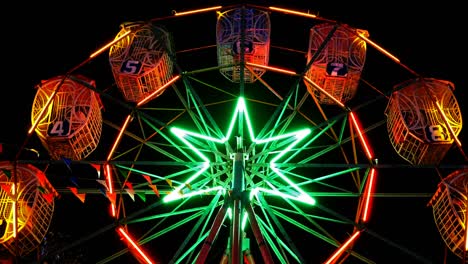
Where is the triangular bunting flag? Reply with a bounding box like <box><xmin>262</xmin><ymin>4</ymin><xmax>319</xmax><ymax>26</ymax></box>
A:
<box><xmin>69</xmin><ymin>187</ymin><xmax>77</xmax><ymax>194</ymax></box>
<box><xmin>62</xmin><ymin>157</ymin><xmax>72</xmax><ymax>171</ymax></box>
<box><xmin>149</xmin><ymin>184</ymin><xmax>160</xmax><ymax>198</ymax></box>
<box><xmin>100</xmin><ymin>164</ymin><xmax>105</xmax><ymax>179</ymax></box>
<box><xmin>107</xmin><ymin>192</ymin><xmax>117</xmax><ymax>205</ymax></box>
<box><xmin>37</xmin><ymin>185</ymin><xmax>46</xmax><ymax>193</ymax></box>
<box><xmin>125</xmin><ymin>188</ymin><xmax>135</xmax><ymax>201</ymax></box>
<box><xmin>98</xmin><ymin>187</ymin><xmax>107</xmax><ymax>198</ymax></box>
<box><xmin>70</xmin><ymin>176</ymin><xmax>79</xmax><ymax>187</ymax></box>
<box><xmin>124</xmin><ymin>181</ymin><xmax>133</xmax><ymax>190</ymax></box>
<box><xmin>185</xmin><ymin>183</ymin><xmax>192</xmax><ymax>190</ymax></box>
<box><xmin>0</xmin><ymin>183</ymin><xmax>12</xmax><ymax>195</ymax></box>
<box><xmin>68</xmin><ymin>187</ymin><xmax>85</xmax><ymax>203</ymax></box>
<box><xmin>42</xmin><ymin>193</ymin><xmax>54</xmax><ymax>203</ymax></box>
<box><xmin>77</xmin><ymin>193</ymin><xmax>86</xmax><ymax>203</ymax></box>
<box><xmin>136</xmin><ymin>192</ymin><xmax>146</xmax><ymax>202</ymax></box>
<box><xmin>124</xmin><ymin>182</ymin><xmax>135</xmax><ymax>201</ymax></box>
<box><xmin>166</xmin><ymin>179</ymin><xmax>172</xmax><ymax>188</ymax></box>
<box><xmin>142</xmin><ymin>174</ymin><xmax>152</xmax><ymax>184</ymax></box>
<box><xmin>90</xmin><ymin>163</ymin><xmax>102</xmax><ymax>178</ymax></box>
<box><xmin>102</xmin><ymin>164</ymin><xmax>108</xmax><ymax>179</ymax></box>
<box><xmin>1</xmin><ymin>169</ymin><xmax>11</xmax><ymax>179</ymax></box>
<box><xmin>96</xmin><ymin>179</ymin><xmax>108</xmax><ymax>191</ymax></box>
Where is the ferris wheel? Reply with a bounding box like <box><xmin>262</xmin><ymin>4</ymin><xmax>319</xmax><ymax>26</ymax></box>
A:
<box><xmin>4</xmin><ymin>4</ymin><xmax>466</xmax><ymax>264</ymax></box>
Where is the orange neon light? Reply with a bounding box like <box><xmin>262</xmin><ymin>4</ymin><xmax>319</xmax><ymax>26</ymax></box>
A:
<box><xmin>465</xmin><ymin>204</ymin><xmax>468</xmax><ymax>251</ymax></box>
<box><xmin>28</xmin><ymin>86</ymin><xmax>60</xmax><ymax>134</ymax></box>
<box><xmin>349</xmin><ymin>112</ymin><xmax>373</xmax><ymax>160</ymax></box>
<box><xmin>174</xmin><ymin>6</ymin><xmax>222</xmax><ymax>16</ymax></box>
<box><xmin>90</xmin><ymin>31</ymin><xmax>131</xmax><ymax>58</ymax></box>
<box><xmin>107</xmin><ymin>115</ymin><xmax>132</xmax><ymax>161</ymax></box>
<box><xmin>361</xmin><ymin>168</ymin><xmax>376</xmax><ymax>222</ymax></box>
<box><xmin>325</xmin><ymin>231</ymin><xmax>361</xmax><ymax>264</ymax></box>
<box><xmin>12</xmin><ymin>184</ymin><xmax>16</xmax><ymax>238</ymax></box>
<box><xmin>357</xmin><ymin>33</ymin><xmax>400</xmax><ymax>64</ymax></box>
<box><xmin>269</xmin><ymin>6</ymin><xmax>317</xmax><ymax>18</ymax></box>
<box><xmin>245</xmin><ymin>62</ymin><xmax>297</xmax><ymax>75</ymax></box>
<box><xmin>137</xmin><ymin>75</ymin><xmax>181</xmax><ymax>107</ymax></box>
<box><xmin>117</xmin><ymin>227</ymin><xmax>154</xmax><ymax>264</ymax></box>
<box><xmin>435</xmin><ymin>101</ymin><xmax>462</xmax><ymax>147</ymax></box>
<box><xmin>303</xmin><ymin>76</ymin><xmax>345</xmax><ymax>108</ymax></box>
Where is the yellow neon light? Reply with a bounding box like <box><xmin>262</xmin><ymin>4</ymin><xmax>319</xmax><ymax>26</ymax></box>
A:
<box><xmin>174</xmin><ymin>6</ymin><xmax>222</xmax><ymax>16</ymax></box>
<box><xmin>12</xmin><ymin>183</ymin><xmax>16</xmax><ymax>238</ymax></box>
<box><xmin>435</xmin><ymin>101</ymin><xmax>462</xmax><ymax>147</ymax></box>
<box><xmin>28</xmin><ymin>83</ymin><xmax>61</xmax><ymax>134</ymax></box>
<box><xmin>269</xmin><ymin>6</ymin><xmax>317</xmax><ymax>18</ymax></box>
<box><xmin>465</xmin><ymin>205</ymin><xmax>468</xmax><ymax>251</ymax></box>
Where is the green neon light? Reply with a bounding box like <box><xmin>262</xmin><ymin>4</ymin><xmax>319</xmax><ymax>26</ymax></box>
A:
<box><xmin>164</xmin><ymin>97</ymin><xmax>315</xmax><ymax>205</ymax></box>
<box><xmin>164</xmin><ymin>186</ymin><xmax>225</xmax><ymax>202</ymax></box>
<box><xmin>226</xmin><ymin>208</ymin><xmax>249</xmax><ymax>230</ymax></box>
<box><xmin>241</xmin><ymin>211</ymin><xmax>248</xmax><ymax>230</ymax></box>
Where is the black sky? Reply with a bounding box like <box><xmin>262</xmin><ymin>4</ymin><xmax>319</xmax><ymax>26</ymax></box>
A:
<box><xmin>1</xmin><ymin>1</ymin><xmax>466</xmax><ymax>263</ymax></box>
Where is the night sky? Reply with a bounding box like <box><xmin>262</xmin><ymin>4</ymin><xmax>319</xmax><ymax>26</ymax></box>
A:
<box><xmin>1</xmin><ymin>1</ymin><xmax>466</xmax><ymax>263</ymax></box>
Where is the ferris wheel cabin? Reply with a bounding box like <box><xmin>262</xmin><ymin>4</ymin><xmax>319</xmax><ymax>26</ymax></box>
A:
<box><xmin>304</xmin><ymin>23</ymin><xmax>368</xmax><ymax>105</ymax></box>
<box><xmin>109</xmin><ymin>22</ymin><xmax>174</xmax><ymax>103</ymax></box>
<box><xmin>385</xmin><ymin>78</ymin><xmax>462</xmax><ymax>165</ymax></box>
<box><xmin>216</xmin><ymin>7</ymin><xmax>271</xmax><ymax>83</ymax></box>
<box><xmin>0</xmin><ymin>161</ymin><xmax>57</xmax><ymax>257</ymax></box>
<box><xmin>428</xmin><ymin>169</ymin><xmax>468</xmax><ymax>262</ymax></box>
<box><xmin>31</xmin><ymin>75</ymin><xmax>103</xmax><ymax>161</ymax></box>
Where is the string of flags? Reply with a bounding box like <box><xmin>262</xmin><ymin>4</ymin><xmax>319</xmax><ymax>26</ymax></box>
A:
<box><xmin>64</xmin><ymin>164</ymin><xmax>179</xmax><ymax>203</ymax></box>
<box><xmin>1</xmin><ymin>161</ymin><xmax>198</xmax><ymax>206</ymax></box>
<box><xmin>0</xmin><ymin>159</ymin><xmax>200</xmax><ymax>205</ymax></box>
<box><xmin>0</xmin><ymin>167</ymin><xmax>58</xmax><ymax>204</ymax></box>
<box><xmin>68</xmin><ymin>187</ymin><xmax>86</xmax><ymax>203</ymax></box>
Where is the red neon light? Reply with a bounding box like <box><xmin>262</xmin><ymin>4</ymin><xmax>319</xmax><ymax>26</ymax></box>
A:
<box><xmin>117</xmin><ymin>227</ymin><xmax>154</xmax><ymax>264</ymax></box>
<box><xmin>107</xmin><ymin>115</ymin><xmax>132</xmax><ymax>161</ymax></box>
<box><xmin>105</xmin><ymin>164</ymin><xmax>113</xmax><ymax>193</ymax></box>
<box><xmin>325</xmin><ymin>231</ymin><xmax>361</xmax><ymax>264</ymax></box>
<box><xmin>361</xmin><ymin>168</ymin><xmax>376</xmax><ymax>222</ymax></box>
<box><xmin>349</xmin><ymin>112</ymin><xmax>373</xmax><ymax>160</ymax></box>
<box><xmin>105</xmin><ymin>164</ymin><xmax>116</xmax><ymax>217</ymax></box>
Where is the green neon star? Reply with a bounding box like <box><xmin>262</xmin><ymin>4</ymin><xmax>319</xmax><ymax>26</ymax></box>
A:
<box><xmin>164</xmin><ymin>97</ymin><xmax>315</xmax><ymax>205</ymax></box>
